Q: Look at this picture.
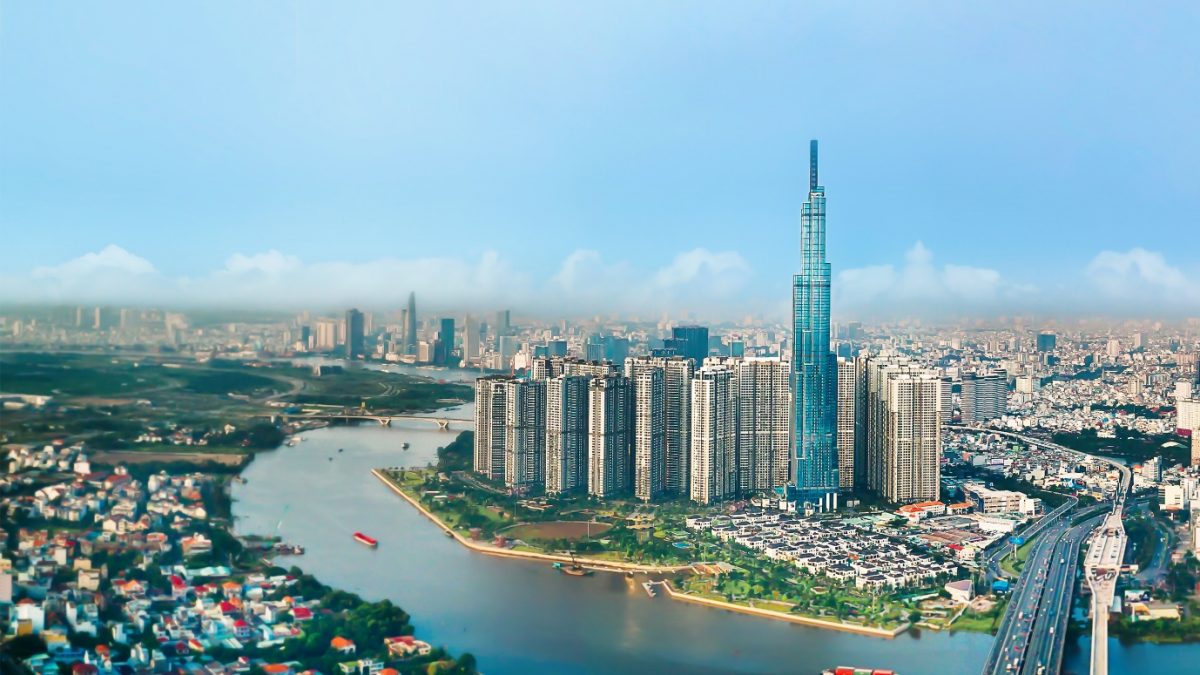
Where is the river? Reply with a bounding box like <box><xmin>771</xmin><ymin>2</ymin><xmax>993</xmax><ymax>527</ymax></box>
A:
<box><xmin>231</xmin><ymin>364</ymin><xmax>1197</xmax><ymax>674</ymax></box>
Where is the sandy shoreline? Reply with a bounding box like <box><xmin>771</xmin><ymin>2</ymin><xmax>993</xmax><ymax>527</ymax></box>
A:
<box><xmin>372</xmin><ymin>468</ymin><xmax>908</xmax><ymax>639</ymax></box>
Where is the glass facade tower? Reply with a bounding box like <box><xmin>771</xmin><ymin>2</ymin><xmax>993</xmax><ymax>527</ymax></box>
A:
<box><xmin>792</xmin><ymin>139</ymin><xmax>839</xmax><ymax>506</ymax></box>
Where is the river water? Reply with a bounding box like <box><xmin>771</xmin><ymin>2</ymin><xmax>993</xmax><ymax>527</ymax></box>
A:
<box><xmin>232</xmin><ymin>364</ymin><xmax>1197</xmax><ymax>674</ymax></box>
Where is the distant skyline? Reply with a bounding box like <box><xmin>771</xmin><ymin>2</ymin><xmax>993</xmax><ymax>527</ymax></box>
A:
<box><xmin>2</xmin><ymin>3</ymin><xmax>1198</xmax><ymax>318</ymax></box>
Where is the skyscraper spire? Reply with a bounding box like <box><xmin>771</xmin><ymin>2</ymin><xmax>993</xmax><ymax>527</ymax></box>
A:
<box><xmin>809</xmin><ymin>139</ymin><xmax>819</xmax><ymax>191</ymax></box>
<box><xmin>792</xmin><ymin>139</ymin><xmax>838</xmax><ymax>507</ymax></box>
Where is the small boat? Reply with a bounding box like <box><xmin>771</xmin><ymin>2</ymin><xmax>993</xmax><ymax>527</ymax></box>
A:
<box><xmin>642</xmin><ymin>581</ymin><xmax>657</xmax><ymax>597</ymax></box>
<box><xmin>445</xmin><ymin>530</ymin><xmax>454</xmax><ymax>537</ymax></box>
<box><xmin>353</xmin><ymin>532</ymin><xmax>378</xmax><ymax>548</ymax></box>
<box><xmin>338</xmin><ymin>448</ymin><xmax>344</xmax><ymax>453</ymax></box>
<box><xmin>553</xmin><ymin>553</ymin><xmax>593</xmax><ymax>577</ymax></box>
<box><xmin>402</xmin><ymin>442</ymin><xmax>410</xmax><ymax>450</ymax></box>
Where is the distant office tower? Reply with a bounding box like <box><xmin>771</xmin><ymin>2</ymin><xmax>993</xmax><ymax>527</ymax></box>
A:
<box><xmin>345</xmin><ymin>309</ymin><xmax>365</xmax><ymax>359</ymax></box>
<box><xmin>498</xmin><ymin>335</ymin><xmax>518</xmax><ymax>369</ymax></box>
<box><xmin>1036</xmin><ymin>333</ymin><xmax>1057</xmax><ymax>352</ymax></box>
<box><xmin>836</xmin><ymin>357</ymin><xmax>865</xmax><ymax>490</ymax></box>
<box><xmin>961</xmin><ymin>370</ymin><xmax>1007</xmax><ymax>424</ymax></box>
<box><xmin>867</xmin><ymin>360</ymin><xmax>941</xmax><ymax>504</ymax></box>
<box><xmin>630</xmin><ymin>368</ymin><xmax>665</xmax><ymax>501</ymax></box>
<box><xmin>588</xmin><ymin>376</ymin><xmax>632</xmax><ymax>498</ymax></box>
<box><xmin>495</xmin><ymin>309</ymin><xmax>511</xmax><ymax>337</ymax></box>
<box><xmin>546</xmin><ymin>375</ymin><xmax>590</xmax><ymax>495</ymax></box>
<box><xmin>547</xmin><ymin>339</ymin><xmax>568</xmax><ymax>358</ymax></box>
<box><xmin>627</xmin><ymin>355</ymin><xmax>694</xmax><ymax>497</ymax></box>
<box><xmin>435</xmin><ymin>317</ymin><xmax>455</xmax><ymax>365</ymax></box>
<box><xmin>503</xmin><ymin>379</ymin><xmax>546</xmax><ymax>491</ymax></box>
<box><xmin>793</xmin><ymin>139</ymin><xmax>838</xmax><ymax>507</ymax></box>
<box><xmin>937</xmin><ymin>376</ymin><xmax>954</xmax><ymax>423</ymax></box>
<box><xmin>690</xmin><ymin>364</ymin><xmax>737</xmax><ymax>505</ymax></box>
<box><xmin>733</xmin><ymin>357</ymin><xmax>791</xmax><ymax>494</ymax></box>
<box><xmin>405</xmin><ymin>292</ymin><xmax>418</xmax><ymax>355</ymax></box>
<box><xmin>1132</xmin><ymin>332</ymin><xmax>1144</xmax><ymax>349</ymax></box>
<box><xmin>463</xmin><ymin>315</ymin><xmax>479</xmax><ymax>362</ymax></box>
<box><xmin>474</xmin><ymin>376</ymin><xmax>509</xmax><ymax>480</ymax></box>
<box><xmin>669</xmin><ymin>325</ymin><xmax>709</xmax><ymax>366</ymax></box>
<box><xmin>314</xmin><ymin>318</ymin><xmax>338</xmax><ymax>351</ymax></box>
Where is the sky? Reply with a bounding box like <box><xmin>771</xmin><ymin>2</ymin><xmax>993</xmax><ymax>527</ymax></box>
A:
<box><xmin>1</xmin><ymin>2</ymin><xmax>1198</xmax><ymax>319</ymax></box>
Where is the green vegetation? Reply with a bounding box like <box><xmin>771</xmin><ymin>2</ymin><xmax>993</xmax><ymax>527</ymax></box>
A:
<box><xmin>950</xmin><ymin>600</ymin><xmax>1007</xmax><ymax>634</ymax></box>
<box><xmin>1053</xmin><ymin>428</ymin><xmax>1184</xmax><ymax>466</ymax></box>
<box><xmin>1000</xmin><ymin>537</ymin><xmax>1036</xmax><ymax>577</ymax></box>
<box><xmin>943</xmin><ymin>464</ymin><xmax>1070</xmax><ymax>508</ymax></box>
<box><xmin>1087</xmin><ymin>403</ymin><xmax>1171</xmax><ymax>420</ymax></box>
<box><xmin>1124</xmin><ymin>514</ymin><xmax>1159</xmax><ymax>572</ymax></box>
<box><xmin>290</xmin><ymin>368</ymin><xmax>469</xmax><ymax>412</ymax></box>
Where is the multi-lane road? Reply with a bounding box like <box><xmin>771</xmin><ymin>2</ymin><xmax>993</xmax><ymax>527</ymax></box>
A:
<box><xmin>957</xmin><ymin>426</ymin><xmax>1133</xmax><ymax>675</ymax></box>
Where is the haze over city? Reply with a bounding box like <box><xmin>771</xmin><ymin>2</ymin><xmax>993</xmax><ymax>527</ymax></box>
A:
<box><xmin>2</xmin><ymin>3</ymin><xmax>1198</xmax><ymax>317</ymax></box>
<box><xmin>4</xmin><ymin>5</ymin><xmax>1200</xmax><ymax>675</ymax></box>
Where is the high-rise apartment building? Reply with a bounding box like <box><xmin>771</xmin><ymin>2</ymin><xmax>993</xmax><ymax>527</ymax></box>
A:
<box><xmin>961</xmin><ymin>370</ymin><xmax>1007</xmax><ymax>424</ymax></box>
<box><xmin>344</xmin><ymin>309</ymin><xmax>365</xmax><ymax>359</ymax></box>
<box><xmin>473</xmin><ymin>376</ymin><xmax>509</xmax><ymax>480</ymax></box>
<box><xmin>626</xmin><ymin>355</ymin><xmax>694</xmax><ymax>497</ymax></box>
<box><xmin>690</xmin><ymin>364</ymin><xmax>737</xmax><ymax>505</ymax></box>
<box><xmin>836</xmin><ymin>356</ymin><xmax>864</xmax><ymax>490</ymax></box>
<box><xmin>630</xmin><ymin>368</ymin><xmax>665</xmax><ymax>501</ymax></box>
<box><xmin>503</xmin><ymin>379</ymin><xmax>545</xmax><ymax>491</ymax></box>
<box><xmin>866</xmin><ymin>359</ymin><xmax>941</xmax><ymax>504</ymax></box>
<box><xmin>732</xmin><ymin>357</ymin><xmax>791</xmax><ymax>494</ymax></box>
<box><xmin>314</xmin><ymin>318</ymin><xmax>338</xmax><ymax>351</ymax></box>
<box><xmin>937</xmin><ymin>376</ymin><xmax>954</xmax><ymax>423</ymax></box>
<box><xmin>545</xmin><ymin>375</ymin><xmax>590</xmax><ymax>495</ymax></box>
<box><xmin>792</xmin><ymin>139</ymin><xmax>838</xmax><ymax>507</ymax></box>
<box><xmin>588</xmin><ymin>375</ymin><xmax>631</xmax><ymax>498</ymax></box>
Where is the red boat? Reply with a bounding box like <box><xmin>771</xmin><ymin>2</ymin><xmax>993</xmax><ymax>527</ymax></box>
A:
<box><xmin>353</xmin><ymin>532</ymin><xmax>378</xmax><ymax>548</ymax></box>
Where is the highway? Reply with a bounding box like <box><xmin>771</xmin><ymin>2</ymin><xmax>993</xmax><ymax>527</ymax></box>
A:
<box><xmin>1021</xmin><ymin>513</ymin><xmax>1106</xmax><ymax>675</ymax></box>
<box><xmin>953</xmin><ymin>426</ymin><xmax>1132</xmax><ymax>675</ymax></box>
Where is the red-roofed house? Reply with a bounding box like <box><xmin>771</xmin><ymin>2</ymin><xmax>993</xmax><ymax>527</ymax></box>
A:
<box><xmin>330</xmin><ymin>636</ymin><xmax>356</xmax><ymax>655</ymax></box>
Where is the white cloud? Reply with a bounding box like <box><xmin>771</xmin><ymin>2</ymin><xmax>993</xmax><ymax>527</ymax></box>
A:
<box><xmin>5</xmin><ymin>245</ymin><xmax>754</xmax><ymax>315</ymax></box>
<box><xmin>1085</xmin><ymin>248</ymin><xmax>1200</xmax><ymax>305</ymax></box>
<box><xmin>834</xmin><ymin>241</ymin><xmax>1006</xmax><ymax>315</ymax></box>
<box><xmin>32</xmin><ymin>244</ymin><xmax>156</xmax><ymax>278</ymax></box>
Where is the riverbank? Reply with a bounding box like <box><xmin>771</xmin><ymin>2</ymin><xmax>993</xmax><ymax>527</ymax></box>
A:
<box><xmin>658</xmin><ymin>580</ymin><xmax>907</xmax><ymax>639</ymax></box>
<box><xmin>371</xmin><ymin>468</ymin><xmax>689</xmax><ymax>573</ymax></box>
<box><xmin>373</xmin><ymin>468</ymin><xmax>909</xmax><ymax>639</ymax></box>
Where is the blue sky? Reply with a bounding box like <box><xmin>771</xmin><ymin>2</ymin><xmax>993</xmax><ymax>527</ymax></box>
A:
<box><xmin>2</xmin><ymin>2</ymin><xmax>1198</xmax><ymax>317</ymax></box>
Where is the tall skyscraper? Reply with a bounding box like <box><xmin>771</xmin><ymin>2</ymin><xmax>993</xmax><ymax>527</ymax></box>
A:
<box><xmin>474</xmin><ymin>376</ymin><xmax>509</xmax><ymax>480</ymax></box>
<box><xmin>405</xmin><ymin>292</ymin><xmax>418</xmax><ymax>355</ymax></box>
<box><xmin>630</xmin><ymin>368</ymin><xmax>665</xmax><ymax>501</ymax></box>
<box><xmin>792</xmin><ymin>139</ymin><xmax>839</xmax><ymax>507</ymax></box>
<box><xmin>669</xmin><ymin>325</ymin><xmax>709</xmax><ymax>366</ymax></box>
<box><xmin>627</xmin><ymin>355</ymin><xmax>694</xmax><ymax>497</ymax></box>
<box><xmin>546</xmin><ymin>375</ymin><xmax>590</xmax><ymax>495</ymax></box>
<box><xmin>690</xmin><ymin>364</ymin><xmax>736</xmax><ymax>505</ymax></box>
<box><xmin>588</xmin><ymin>375</ymin><xmax>631</xmax><ymax>498</ymax></box>
<box><xmin>732</xmin><ymin>357</ymin><xmax>791</xmax><ymax>494</ymax></box>
<box><xmin>344</xmin><ymin>309</ymin><xmax>365</xmax><ymax>359</ymax></box>
<box><xmin>503</xmin><ymin>379</ymin><xmax>546</xmax><ymax>491</ymax></box>
<box><xmin>495</xmin><ymin>309</ymin><xmax>511</xmax><ymax>337</ymax></box>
